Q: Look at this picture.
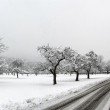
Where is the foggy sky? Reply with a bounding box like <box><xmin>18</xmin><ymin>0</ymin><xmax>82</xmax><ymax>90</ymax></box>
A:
<box><xmin>0</xmin><ymin>0</ymin><xmax>110</xmax><ymax>61</ymax></box>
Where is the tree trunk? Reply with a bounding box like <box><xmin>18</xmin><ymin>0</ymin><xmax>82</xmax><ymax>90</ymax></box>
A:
<box><xmin>53</xmin><ymin>73</ymin><xmax>57</xmax><ymax>85</ymax></box>
<box><xmin>75</xmin><ymin>71</ymin><xmax>79</xmax><ymax>81</ymax></box>
<box><xmin>87</xmin><ymin>70</ymin><xmax>90</xmax><ymax>79</ymax></box>
<box><xmin>107</xmin><ymin>69</ymin><xmax>109</xmax><ymax>74</ymax></box>
<box><xmin>17</xmin><ymin>72</ymin><xmax>19</xmax><ymax>78</ymax></box>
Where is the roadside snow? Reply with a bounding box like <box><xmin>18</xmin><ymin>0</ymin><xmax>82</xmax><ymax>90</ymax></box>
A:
<box><xmin>0</xmin><ymin>74</ymin><xmax>110</xmax><ymax>110</ymax></box>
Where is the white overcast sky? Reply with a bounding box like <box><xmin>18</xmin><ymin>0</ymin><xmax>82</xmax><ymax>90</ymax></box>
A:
<box><xmin>0</xmin><ymin>0</ymin><xmax>110</xmax><ymax>61</ymax></box>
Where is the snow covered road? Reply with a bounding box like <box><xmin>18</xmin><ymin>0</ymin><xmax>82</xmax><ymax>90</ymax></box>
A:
<box><xmin>36</xmin><ymin>78</ymin><xmax>110</xmax><ymax>110</ymax></box>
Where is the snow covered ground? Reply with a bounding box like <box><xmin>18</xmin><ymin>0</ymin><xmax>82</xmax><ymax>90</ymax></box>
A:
<box><xmin>0</xmin><ymin>74</ymin><xmax>110</xmax><ymax>110</ymax></box>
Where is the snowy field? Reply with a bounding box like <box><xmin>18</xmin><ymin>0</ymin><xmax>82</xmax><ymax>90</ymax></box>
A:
<box><xmin>0</xmin><ymin>74</ymin><xmax>110</xmax><ymax>110</ymax></box>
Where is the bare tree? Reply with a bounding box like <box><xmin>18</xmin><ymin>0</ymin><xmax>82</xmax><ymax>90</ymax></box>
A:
<box><xmin>67</xmin><ymin>53</ymin><xmax>86</xmax><ymax>81</ymax></box>
<box><xmin>97</xmin><ymin>55</ymin><xmax>104</xmax><ymax>73</ymax></box>
<box><xmin>0</xmin><ymin>38</ymin><xmax>8</xmax><ymax>74</ymax></box>
<box><xmin>104</xmin><ymin>61</ymin><xmax>110</xmax><ymax>74</ymax></box>
<box><xmin>11</xmin><ymin>59</ymin><xmax>24</xmax><ymax>78</ymax></box>
<box><xmin>37</xmin><ymin>45</ymin><xmax>75</xmax><ymax>85</ymax></box>
<box><xmin>0</xmin><ymin>38</ymin><xmax>7</xmax><ymax>53</ymax></box>
<box><xmin>0</xmin><ymin>58</ymin><xmax>9</xmax><ymax>74</ymax></box>
<box><xmin>84</xmin><ymin>51</ymin><xmax>98</xmax><ymax>79</ymax></box>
